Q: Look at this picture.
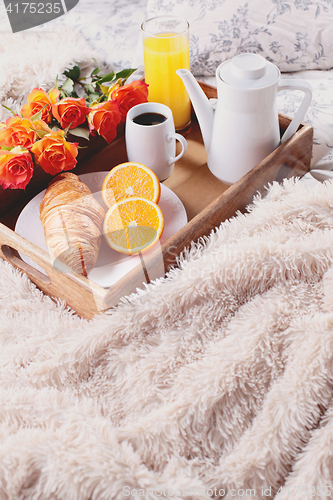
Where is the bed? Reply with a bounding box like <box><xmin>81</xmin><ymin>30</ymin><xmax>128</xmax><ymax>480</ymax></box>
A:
<box><xmin>1</xmin><ymin>0</ymin><xmax>333</xmax><ymax>498</ymax></box>
<box><xmin>1</xmin><ymin>0</ymin><xmax>333</xmax><ymax>181</ymax></box>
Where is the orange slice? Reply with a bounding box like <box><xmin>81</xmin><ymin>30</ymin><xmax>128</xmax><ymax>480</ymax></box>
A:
<box><xmin>103</xmin><ymin>197</ymin><xmax>164</xmax><ymax>255</ymax></box>
<box><xmin>102</xmin><ymin>162</ymin><xmax>161</xmax><ymax>208</ymax></box>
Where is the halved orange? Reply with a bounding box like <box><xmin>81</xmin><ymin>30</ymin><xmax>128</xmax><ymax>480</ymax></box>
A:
<box><xmin>103</xmin><ymin>197</ymin><xmax>164</xmax><ymax>255</ymax></box>
<box><xmin>102</xmin><ymin>162</ymin><xmax>161</xmax><ymax>208</ymax></box>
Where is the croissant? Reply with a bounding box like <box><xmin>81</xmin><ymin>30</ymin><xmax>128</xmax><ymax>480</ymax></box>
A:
<box><xmin>40</xmin><ymin>172</ymin><xmax>105</xmax><ymax>276</ymax></box>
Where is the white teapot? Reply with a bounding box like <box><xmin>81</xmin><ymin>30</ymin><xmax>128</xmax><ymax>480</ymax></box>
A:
<box><xmin>176</xmin><ymin>53</ymin><xmax>312</xmax><ymax>185</ymax></box>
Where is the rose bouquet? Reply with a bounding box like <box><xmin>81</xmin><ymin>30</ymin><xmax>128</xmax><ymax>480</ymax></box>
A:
<box><xmin>0</xmin><ymin>65</ymin><xmax>148</xmax><ymax>190</ymax></box>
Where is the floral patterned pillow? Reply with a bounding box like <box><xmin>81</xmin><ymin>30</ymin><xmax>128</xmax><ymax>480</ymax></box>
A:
<box><xmin>146</xmin><ymin>0</ymin><xmax>333</xmax><ymax>75</ymax></box>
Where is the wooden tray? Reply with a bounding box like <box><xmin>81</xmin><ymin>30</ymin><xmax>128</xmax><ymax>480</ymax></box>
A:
<box><xmin>0</xmin><ymin>82</ymin><xmax>313</xmax><ymax>319</ymax></box>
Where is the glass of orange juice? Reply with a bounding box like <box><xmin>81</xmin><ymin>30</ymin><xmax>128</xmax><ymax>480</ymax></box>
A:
<box><xmin>141</xmin><ymin>15</ymin><xmax>191</xmax><ymax>132</ymax></box>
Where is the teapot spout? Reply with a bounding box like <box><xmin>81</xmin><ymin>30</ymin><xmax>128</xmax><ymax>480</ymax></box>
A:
<box><xmin>176</xmin><ymin>69</ymin><xmax>214</xmax><ymax>152</ymax></box>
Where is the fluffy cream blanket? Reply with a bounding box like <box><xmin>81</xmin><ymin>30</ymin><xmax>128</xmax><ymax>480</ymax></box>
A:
<box><xmin>1</xmin><ymin>178</ymin><xmax>333</xmax><ymax>499</ymax></box>
<box><xmin>0</xmin><ymin>29</ymin><xmax>99</xmax><ymax>122</ymax></box>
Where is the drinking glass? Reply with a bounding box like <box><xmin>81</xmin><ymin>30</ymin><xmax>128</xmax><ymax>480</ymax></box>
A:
<box><xmin>141</xmin><ymin>15</ymin><xmax>191</xmax><ymax>132</ymax></box>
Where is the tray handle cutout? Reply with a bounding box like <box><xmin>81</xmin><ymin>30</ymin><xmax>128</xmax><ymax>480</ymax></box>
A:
<box><xmin>1</xmin><ymin>244</ymin><xmax>51</xmax><ymax>285</ymax></box>
<box><xmin>0</xmin><ymin>222</ymin><xmax>108</xmax><ymax>319</ymax></box>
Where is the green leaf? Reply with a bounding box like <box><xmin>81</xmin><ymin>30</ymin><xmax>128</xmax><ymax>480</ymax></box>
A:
<box><xmin>63</xmin><ymin>122</ymin><xmax>74</xmax><ymax>137</ymax></box>
<box><xmin>64</xmin><ymin>65</ymin><xmax>81</xmax><ymax>81</ymax></box>
<box><xmin>31</xmin><ymin>104</ymin><xmax>48</xmax><ymax>122</ymax></box>
<box><xmin>36</xmin><ymin>130</ymin><xmax>49</xmax><ymax>139</ymax></box>
<box><xmin>69</xmin><ymin>127</ymin><xmax>90</xmax><ymax>141</ymax></box>
<box><xmin>87</xmin><ymin>84</ymin><xmax>96</xmax><ymax>94</ymax></box>
<box><xmin>61</xmin><ymin>78</ymin><xmax>74</xmax><ymax>95</ymax></box>
<box><xmin>91</xmin><ymin>57</ymin><xmax>99</xmax><ymax>69</ymax></box>
<box><xmin>115</xmin><ymin>68</ymin><xmax>137</xmax><ymax>81</ymax></box>
<box><xmin>88</xmin><ymin>93</ymin><xmax>101</xmax><ymax>102</ymax></box>
<box><xmin>97</xmin><ymin>94</ymin><xmax>107</xmax><ymax>103</ymax></box>
<box><xmin>1</xmin><ymin>104</ymin><xmax>16</xmax><ymax>116</ymax></box>
<box><xmin>0</xmin><ymin>146</ymin><xmax>13</xmax><ymax>151</ymax></box>
<box><xmin>95</xmin><ymin>72</ymin><xmax>116</xmax><ymax>85</ymax></box>
<box><xmin>91</xmin><ymin>66</ymin><xmax>100</xmax><ymax>77</ymax></box>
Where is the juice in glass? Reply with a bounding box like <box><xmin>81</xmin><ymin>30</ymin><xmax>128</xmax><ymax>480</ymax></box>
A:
<box><xmin>142</xmin><ymin>17</ymin><xmax>191</xmax><ymax>130</ymax></box>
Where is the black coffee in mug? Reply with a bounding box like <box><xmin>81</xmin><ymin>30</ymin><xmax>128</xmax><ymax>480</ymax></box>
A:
<box><xmin>132</xmin><ymin>112</ymin><xmax>167</xmax><ymax>126</ymax></box>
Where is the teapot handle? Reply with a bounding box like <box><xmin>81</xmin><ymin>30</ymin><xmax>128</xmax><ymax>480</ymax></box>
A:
<box><xmin>277</xmin><ymin>80</ymin><xmax>312</xmax><ymax>144</ymax></box>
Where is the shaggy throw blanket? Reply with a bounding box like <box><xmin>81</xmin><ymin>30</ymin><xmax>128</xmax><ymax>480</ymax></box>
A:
<box><xmin>1</xmin><ymin>178</ymin><xmax>333</xmax><ymax>499</ymax></box>
<box><xmin>0</xmin><ymin>29</ymin><xmax>101</xmax><ymax>122</ymax></box>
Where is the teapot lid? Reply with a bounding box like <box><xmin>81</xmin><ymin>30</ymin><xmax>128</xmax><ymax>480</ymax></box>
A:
<box><xmin>219</xmin><ymin>54</ymin><xmax>279</xmax><ymax>89</ymax></box>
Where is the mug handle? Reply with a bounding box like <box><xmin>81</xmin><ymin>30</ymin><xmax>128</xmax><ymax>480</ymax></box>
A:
<box><xmin>278</xmin><ymin>80</ymin><xmax>312</xmax><ymax>144</ymax></box>
<box><xmin>167</xmin><ymin>133</ymin><xmax>188</xmax><ymax>166</ymax></box>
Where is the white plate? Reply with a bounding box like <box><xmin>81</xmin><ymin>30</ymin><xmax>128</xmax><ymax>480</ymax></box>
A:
<box><xmin>15</xmin><ymin>171</ymin><xmax>187</xmax><ymax>288</ymax></box>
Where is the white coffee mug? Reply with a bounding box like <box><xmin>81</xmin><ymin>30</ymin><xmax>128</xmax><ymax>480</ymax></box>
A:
<box><xmin>125</xmin><ymin>102</ymin><xmax>187</xmax><ymax>181</ymax></box>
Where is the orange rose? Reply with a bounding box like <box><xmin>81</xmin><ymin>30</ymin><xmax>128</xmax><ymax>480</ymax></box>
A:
<box><xmin>0</xmin><ymin>146</ymin><xmax>34</xmax><ymax>189</ymax></box>
<box><xmin>52</xmin><ymin>97</ymin><xmax>89</xmax><ymax>130</ymax></box>
<box><xmin>0</xmin><ymin>115</ymin><xmax>37</xmax><ymax>149</ymax></box>
<box><xmin>109</xmin><ymin>80</ymin><xmax>149</xmax><ymax>122</ymax></box>
<box><xmin>31</xmin><ymin>131</ymin><xmax>78</xmax><ymax>175</ymax></box>
<box><xmin>21</xmin><ymin>88</ymin><xmax>60</xmax><ymax>123</ymax></box>
<box><xmin>87</xmin><ymin>100</ymin><xmax>121</xmax><ymax>143</ymax></box>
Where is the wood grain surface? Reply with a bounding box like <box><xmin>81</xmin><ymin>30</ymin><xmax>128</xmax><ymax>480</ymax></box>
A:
<box><xmin>0</xmin><ymin>82</ymin><xmax>313</xmax><ymax>318</ymax></box>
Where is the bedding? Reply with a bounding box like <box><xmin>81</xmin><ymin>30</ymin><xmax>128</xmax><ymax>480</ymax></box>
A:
<box><xmin>142</xmin><ymin>0</ymin><xmax>333</xmax><ymax>179</ymax></box>
<box><xmin>1</xmin><ymin>176</ymin><xmax>333</xmax><ymax>499</ymax></box>
<box><xmin>145</xmin><ymin>0</ymin><xmax>333</xmax><ymax>74</ymax></box>
<box><xmin>1</xmin><ymin>0</ymin><xmax>333</xmax><ymax>179</ymax></box>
